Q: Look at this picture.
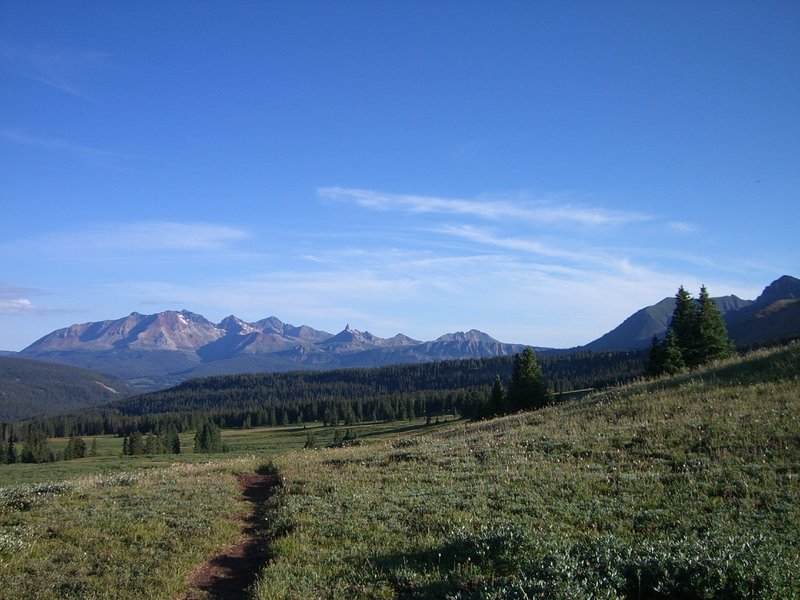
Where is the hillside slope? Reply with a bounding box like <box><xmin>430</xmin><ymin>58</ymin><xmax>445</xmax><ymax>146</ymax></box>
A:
<box><xmin>257</xmin><ymin>343</ymin><xmax>800</xmax><ymax>598</ymax></box>
<box><xmin>0</xmin><ymin>356</ymin><xmax>135</xmax><ymax>421</ymax></box>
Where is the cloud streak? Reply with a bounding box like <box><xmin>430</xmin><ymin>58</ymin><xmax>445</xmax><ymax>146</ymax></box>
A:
<box><xmin>318</xmin><ymin>186</ymin><xmax>651</xmax><ymax>227</ymax></box>
<box><xmin>0</xmin><ymin>129</ymin><xmax>131</xmax><ymax>160</ymax></box>
<box><xmin>6</xmin><ymin>222</ymin><xmax>249</xmax><ymax>257</ymax></box>
<box><xmin>1</xmin><ymin>42</ymin><xmax>110</xmax><ymax>99</ymax></box>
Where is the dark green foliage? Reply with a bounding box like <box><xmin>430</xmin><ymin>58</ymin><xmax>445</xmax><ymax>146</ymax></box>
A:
<box><xmin>63</xmin><ymin>435</ymin><xmax>86</xmax><ymax>460</ymax></box>
<box><xmin>488</xmin><ymin>375</ymin><xmax>507</xmax><ymax>417</ymax></box>
<box><xmin>671</xmin><ymin>285</ymin><xmax>699</xmax><ymax>365</ymax></box>
<box><xmin>194</xmin><ymin>420</ymin><xmax>224</xmax><ymax>453</ymax></box>
<box><xmin>5</xmin><ymin>437</ymin><xmax>16</xmax><ymax>464</ymax></box>
<box><xmin>646</xmin><ymin>330</ymin><xmax>685</xmax><ymax>376</ymax></box>
<box><xmin>25</xmin><ymin>351</ymin><xmax>646</xmax><ymax>437</ymax></box>
<box><xmin>648</xmin><ymin>285</ymin><xmax>736</xmax><ymax>376</ymax></box>
<box><xmin>507</xmin><ymin>347</ymin><xmax>551</xmax><ymax>412</ymax></box>
<box><xmin>126</xmin><ymin>431</ymin><xmax>143</xmax><ymax>455</ymax></box>
<box><xmin>20</xmin><ymin>425</ymin><xmax>53</xmax><ymax>463</ymax></box>
<box><xmin>122</xmin><ymin>426</ymin><xmax>181</xmax><ymax>456</ymax></box>
<box><xmin>696</xmin><ymin>284</ymin><xmax>736</xmax><ymax>363</ymax></box>
<box><xmin>0</xmin><ymin>356</ymin><xmax>134</xmax><ymax>421</ymax></box>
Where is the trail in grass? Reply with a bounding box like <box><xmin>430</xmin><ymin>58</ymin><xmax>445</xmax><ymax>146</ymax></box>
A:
<box><xmin>183</xmin><ymin>469</ymin><xmax>280</xmax><ymax>600</ymax></box>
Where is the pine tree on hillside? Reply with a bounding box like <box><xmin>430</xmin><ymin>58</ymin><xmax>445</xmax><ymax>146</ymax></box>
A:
<box><xmin>648</xmin><ymin>284</ymin><xmax>735</xmax><ymax>377</ymax></box>
<box><xmin>661</xmin><ymin>328</ymin><xmax>687</xmax><ymax>374</ymax></box>
<box><xmin>671</xmin><ymin>285</ymin><xmax>699</xmax><ymax>367</ymax></box>
<box><xmin>696</xmin><ymin>284</ymin><xmax>735</xmax><ymax>364</ymax></box>
<box><xmin>507</xmin><ymin>347</ymin><xmax>550</xmax><ymax>412</ymax></box>
<box><xmin>489</xmin><ymin>375</ymin><xmax>507</xmax><ymax>417</ymax></box>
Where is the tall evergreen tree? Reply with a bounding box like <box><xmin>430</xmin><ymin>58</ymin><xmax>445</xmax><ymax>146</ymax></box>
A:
<box><xmin>507</xmin><ymin>347</ymin><xmax>550</xmax><ymax>412</ymax></box>
<box><xmin>63</xmin><ymin>435</ymin><xmax>86</xmax><ymax>460</ymax></box>
<box><xmin>671</xmin><ymin>285</ymin><xmax>699</xmax><ymax>366</ymax></box>
<box><xmin>194</xmin><ymin>420</ymin><xmax>224</xmax><ymax>453</ymax></box>
<box><xmin>128</xmin><ymin>431</ymin><xmax>144</xmax><ymax>455</ymax></box>
<box><xmin>645</xmin><ymin>335</ymin><xmax>665</xmax><ymax>377</ymax></box>
<box><xmin>489</xmin><ymin>375</ymin><xmax>507</xmax><ymax>417</ymax></box>
<box><xmin>695</xmin><ymin>284</ymin><xmax>735</xmax><ymax>364</ymax></box>
<box><xmin>661</xmin><ymin>328</ymin><xmax>686</xmax><ymax>375</ymax></box>
<box><xmin>6</xmin><ymin>437</ymin><xmax>16</xmax><ymax>464</ymax></box>
<box><xmin>21</xmin><ymin>426</ymin><xmax>52</xmax><ymax>463</ymax></box>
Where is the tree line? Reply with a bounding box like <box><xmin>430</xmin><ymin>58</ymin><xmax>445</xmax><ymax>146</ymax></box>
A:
<box><xmin>2</xmin><ymin>349</ymin><xmax>646</xmax><ymax>462</ymax></box>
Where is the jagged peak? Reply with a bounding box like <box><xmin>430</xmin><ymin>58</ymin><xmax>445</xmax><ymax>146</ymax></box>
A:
<box><xmin>756</xmin><ymin>275</ymin><xmax>800</xmax><ymax>306</ymax></box>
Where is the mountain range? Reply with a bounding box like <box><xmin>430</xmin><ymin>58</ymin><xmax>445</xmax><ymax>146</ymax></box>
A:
<box><xmin>13</xmin><ymin>275</ymin><xmax>800</xmax><ymax>392</ymax></box>
<box><xmin>19</xmin><ymin>314</ymin><xmax>530</xmax><ymax>391</ymax></box>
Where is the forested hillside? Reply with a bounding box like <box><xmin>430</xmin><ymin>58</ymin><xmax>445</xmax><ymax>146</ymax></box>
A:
<box><xmin>25</xmin><ymin>350</ymin><xmax>644</xmax><ymax>437</ymax></box>
<box><xmin>0</xmin><ymin>357</ymin><xmax>134</xmax><ymax>421</ymax></box>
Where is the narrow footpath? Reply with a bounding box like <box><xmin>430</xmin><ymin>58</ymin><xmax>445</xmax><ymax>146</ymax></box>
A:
<box><xmin>183</xmin><ymin>469</ymin><xmax>281</xmax><ymax>600</ymax></box>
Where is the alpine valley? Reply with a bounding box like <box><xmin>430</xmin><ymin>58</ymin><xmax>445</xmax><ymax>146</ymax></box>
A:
<box><xmin>14</xmin><ymin>275</ymin><xmax>800</xmax><ymax>391</ymax></box>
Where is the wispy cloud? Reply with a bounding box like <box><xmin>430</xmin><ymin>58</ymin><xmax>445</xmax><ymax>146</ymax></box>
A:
<box><xmin>0</xmin><ymin>285</ymin><xmax>77</xmax><ymax>315</ymax></box>
<box><xmin>1</xmin><ymin>42</ymin><xmax>110</xmax><ymax>99</ymax></box>
<box><xmin>666</xmin><ymin>220</ymin><xmax>697</xmax><ymax>234</ymax></box>
<box><xmin>318</xmin><ymin>187</ymin><xmax>650</xmax><ymax>227</ymax></box>
<box><xmin>2</xmin><ymin>222</ymin><xmax>250</xmax><ymax>260</ymax></box>
<box><xmin>0</xmin><ymin>129</ymin><xmax>131</xmax><ymax>160</ymax></box>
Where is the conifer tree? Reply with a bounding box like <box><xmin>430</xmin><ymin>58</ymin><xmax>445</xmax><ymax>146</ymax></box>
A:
<box><xmin>21</xmin><ymin>426</ymin><xmax>52</xmax><ymax>463</ymax></box>
<box><xmin>489</xmin><ymin>375</ymin><xmax>507</xmax><ymax>417</ymax></box>
<box><xmin>507</xmin><ymin>347</ymin><xmax>550</xmax><ymax>412</ymax></box>
<box><xmin>5</xmin><ymin>437</ymin><xmax>16</xmax><ymax>464</ymax></box>
<box><xmin>649</xmin><ymin>284</ymin><xmax>735</xmax><ymax>377</ymax></box>
<box><xmin>194</xmin><ymin>420</ymin><xmax>224</xmax><ymax>453</ymax></box>
<box><xmin>63</xmin><ymin>436</ymin><xmax>86</xmax><ymax>460</ymax></box>
<box><xmin>661</xmin><ymin>328</ymin><xmax>686</xmax><ymax>374</ymax></box>
<box><xmin>695</xmin><ymin>284</ymin><xmax>735</xmax><ymax>364</ymax></box>
<box><xmin>645</xmin><ymin>335</ymin><xmax>665</xmax><ymax>377</ymax></box>
<box><xmin>671</xmin><ymin>285</ymin><xmax>699</xmax><ymax>367</ymax></box>
<box><xmin>128</xmin><ymin>431</ymin><xmax>144</xmax><ymax>455</ymax></box>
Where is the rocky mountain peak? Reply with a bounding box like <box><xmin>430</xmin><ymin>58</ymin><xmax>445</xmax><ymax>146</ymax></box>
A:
<box><xmin>755</xmin><ymin>275</ymin><xmax>800</xmax><ymax>307</ymax></box>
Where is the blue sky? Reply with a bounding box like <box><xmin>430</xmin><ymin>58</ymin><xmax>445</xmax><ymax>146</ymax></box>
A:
<box><xmin>1</xmin><ymin>2</ymin><xmax>798</xmax><ymax>351</ymax></box>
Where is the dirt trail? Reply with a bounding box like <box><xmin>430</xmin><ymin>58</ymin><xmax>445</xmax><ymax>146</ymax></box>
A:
<box><xmin>182</xmin><ymin>470</ymin><xmax>281</xmax><ymax>600</ymax></box>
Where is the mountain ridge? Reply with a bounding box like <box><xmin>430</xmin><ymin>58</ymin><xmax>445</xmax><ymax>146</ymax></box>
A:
<box><xmin>21</xmin><ymin>314</ymin><xmax>532</xmax><ymax>391</ymax></box>
<box><xmin>584</xmin><ymin>275</ymin><xmax>800</xmax><ymax>351</ymax></box>
<box><xmin>17</xmin><ymin>275</ymin><xmax>800</xmax><ymax>391</ymax></box>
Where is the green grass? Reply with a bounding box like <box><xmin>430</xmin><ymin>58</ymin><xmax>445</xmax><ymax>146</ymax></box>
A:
<box><xmin>2</xmin><ymin>346</ymin><xmax>798</xmax><ymax>598</ymax></box>
<box><xmin>0</xmin><ymin>418</ymin><xmax>455</xmax><ymax>597</ymax></box>
<box><xmin>0</xmin><ymin>457</ymin><xmax>259</xmax><ymax>598</ymax></box>
<box><xmin>0</xmin><ymin>418</ymin><xmax>453</xmax><ymax>487</ymax></box>
<box><xmin>253</xmin><ymin>344</ymin><xmax>800</xmax><ymax>599</ymax></box>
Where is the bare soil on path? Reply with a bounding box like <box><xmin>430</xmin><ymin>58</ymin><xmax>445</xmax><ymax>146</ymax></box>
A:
<box><xmin>182</xmin><ymin>469</ymin><xmax>281</xmax><ymax>600</ymax></box>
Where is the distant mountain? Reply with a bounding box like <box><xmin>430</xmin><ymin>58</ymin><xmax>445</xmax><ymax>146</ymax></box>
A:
<box><xmin>19</xmin><ymin>276</ymin><xmax>797</xmax><ymax>390</ymax></box>
<box><xmin>726</xmin><ymin>275</ymin><xmax>800</xmax><ymax>347</ymax></box>
<box><xmin>0</xmin><ymin>356</ymin><xmax>135</xmax><ymax>421</ymax></box>
<box><xmin>585</xmin><ymin>276</ymin><xmax>800</xmax><ymax>351</ymax></box>
<box><xmin>21</xmin><ymin>313</ymin><xmax>529</xmax><ymax>391</ymax></box>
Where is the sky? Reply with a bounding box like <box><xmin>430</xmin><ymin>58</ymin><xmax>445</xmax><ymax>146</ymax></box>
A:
<box><xmin>1</xmin><ymin>1</ymin><xmax>799</xmax><ymax>351</ymax></box>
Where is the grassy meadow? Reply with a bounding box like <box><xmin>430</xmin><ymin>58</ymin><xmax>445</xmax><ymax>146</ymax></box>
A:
<box><xmin>254</xmin><ymin>344</ymin><xmax>800</xmax><ymax>599</ymax></box>
<box><xmin>1</xmin><ymin>344</ymin><xmax>798</xmax><ymax>598</ymax></box>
